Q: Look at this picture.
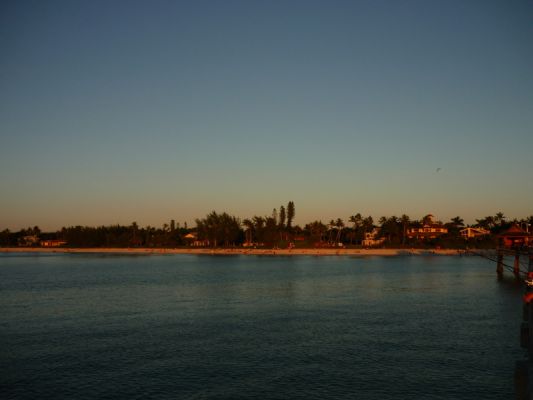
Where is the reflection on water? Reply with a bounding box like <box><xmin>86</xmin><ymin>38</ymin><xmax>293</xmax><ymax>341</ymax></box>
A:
<box><xmin>0</xmin><ymin>254</ymin><xmax>523</xmax><ymax>399</ymax></box>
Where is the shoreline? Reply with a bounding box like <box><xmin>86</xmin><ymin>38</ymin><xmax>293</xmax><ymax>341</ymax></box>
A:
<box><xmin>0</xmin><ymin>247</ymin><xmax>467</xmax><ymax>256</ymax></box>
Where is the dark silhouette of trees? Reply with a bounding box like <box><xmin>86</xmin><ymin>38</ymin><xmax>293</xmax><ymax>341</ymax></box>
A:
<box><xmin>475</xmin><ymin>217</ymin><xmax>491</xmax><ymax>230</ymax></box>
<box><xmin>304</xmin><ymin>220</ymin><xmax>327</xmax><ymax>243</ymax></box>
<box><xmin>348</xmin><ymin>213</ymin><xmax>363</xmax><ymax>245</ymax></box>
<box><xmin>379</xmin><ymin>216</ymin><xmax>401</xmax><ymax>244</ymax></box>
<box><xmin>334</xmin><ymin>218</ymin><xmax>344</xmax><ymax>244</ymax></box>
<box><xmin>264</xmin><ymin>215</ymin><xmax>278</xmax><ymax>245</ymax></box>
<box><xmin>287</xmin><ymin>201</ymin><xmax>295</xmax><ymax>230</ymax></box>
<box><xmin>445</xmin><ymin>216</ymin><xmax>465</xmax><ymax>237</ymax></box>
<box><xmin>327</xmin><ymin>219</ymin><xmax>336</xmax><ymax>244</ymax></box>
<box><xmin>195</xmin><ymin>211</ymin><xmax>241</xmax><ymax>247</ymax></box>
<box><xmin>278</xmin><ymin>205</ymin><xmax>286</xmax><ymax>241</ymax></box>
<box><xmin>41</xmin><ymin>221</ymin><xmax>187</xmax><ymax>248</ymax></box>
<box><xmin>400</xmin><ymin>214</ymin><xmax>410</xmax><ymax>245</ymax></box>
<box><xmin>451</xmin><ymin>216</ymin><xmax>464</xmax><ymax>227</ymax></box>
<box><xmin>1</xmin><ymin>207</ymin><xmax>530</xmax><ymax>250</ymax></box>
<box><xmin>252</xmin><ymin>216</ymin><xmax>265</xmax><ymax>244</ymax></box>
<box><xmin>475</xmin><ymin>212</ymin><xmax>509</xmax><ymax>234</ymax></box>
<box><xmin>279</xmin><ymin>206</ymin><xmax>286</xmax><ymax>228</ymax></box>
<box><xmin>242</xmin><ymin>218</ymin><xmax>254</xmax><ymax>244</ymax></box>
<box><xmin>0</xmin><ymin>229</ymin><xmax>13</xmax><ymax>246</ymax></box>
<box><xmin>422</xmin><ymin>214</ymin><xmax>434</xmax><ymax>225</ymax></box>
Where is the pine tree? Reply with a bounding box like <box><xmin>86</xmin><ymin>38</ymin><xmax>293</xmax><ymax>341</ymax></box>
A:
<box><xmin>279</xmin><ymin>206</ymin><xmax>286</xmax><ymax>228</ymax></box>
<box><xmin>287</xmin><ymin>201</ymin><xmax>295</xmax><ymax>230</ymax></box>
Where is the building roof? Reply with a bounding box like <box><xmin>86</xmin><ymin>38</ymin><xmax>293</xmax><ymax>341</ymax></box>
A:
<box><xmin>460</xmin><ymin>227</ymin><xmax>489</xmax><ymax>233</ymax></box>
<box><xmin>498</xmin><ymin>224</ymin><xmax>530</xmax><ymax>237</ymax></box>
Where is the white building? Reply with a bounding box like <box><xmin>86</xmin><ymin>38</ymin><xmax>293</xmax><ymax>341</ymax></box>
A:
<box><xmin>460</xmin><ymin>227</ymin><xmax>490</xmax><ymax>239</ymax></box>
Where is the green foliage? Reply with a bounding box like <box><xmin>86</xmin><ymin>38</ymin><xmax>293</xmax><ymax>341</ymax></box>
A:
<box><xmin>279</xmin><ymin>206</ymin><xmax>286</xmax><ymax>228</ymax></box>
<box><xmin>304</xmin><ymin>220</ymin><xmax>327</xmax><ymax>243</ymax></box>
<box><xmin>287</xmin><ymin>201</ymin><xmax>295</xmax><ymax>229</ymax></box>
<box><xmin>475</xmin><ymin>212</ymin><xmax>508</xmax><ymax>233</ymax></box>
<box><xmin>0</xmin><ymin>229</ymin><xmax>13</xmax><ymax>246</ymax></box>
<box><xmin>195</xmin><ymin>211</ymin><xmax>241</xmax><ymax>247</ymax></box>
<box><xmin>378</xmin><ymin>216</ymin><xmax>401</xmax><ymax>244</ymax></box>
<box><xmin>46</xmin><ymin>222</ymin><xmax>187</xmax><ymax>248</ymax></box>
<box><xmin>2</xmin><ymin>208</ymin><xmax>531</xmax><ymax>250</ymax></box>
<box><xmin>348</xmin><ymin>213</ymin><xmax>365</xmax><ymax>244</ymax></box>
<box><xmin>444</xmin><ymin>216</ymin><xmax>465</xmax><ymax>237</ymax></box>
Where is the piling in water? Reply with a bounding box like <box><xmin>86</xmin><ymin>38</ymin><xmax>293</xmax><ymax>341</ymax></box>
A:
<box><xmin>515</xmin><ymin>250</ymin><xmax>521</xmax><ymax>279</ymax></box>
<box><xmin>497</xmin><ymin>248</ymin><xmax>504</xmax><ymax>277</ymax></box>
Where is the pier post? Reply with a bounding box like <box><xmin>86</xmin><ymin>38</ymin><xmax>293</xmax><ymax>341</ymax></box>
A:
<box><xmin>496</xmin><ymin>248</ymin><xmax>504</xmax><ymax>278</ymax></box>
<box><xmin>515</xmin><ymin>250</ymin><xmax>521</xmax><ymax>279</ymax></box>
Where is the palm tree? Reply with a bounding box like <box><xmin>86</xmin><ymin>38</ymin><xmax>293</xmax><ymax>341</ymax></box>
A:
<box><xmin>196</xmin><ymin>211</ymin><xmax>241</xmax><ymax>247</ymax></box>
<box><xmin>451</xmin><ymin>216</ymin><xmax>464</xmax><ymax>227</ymax></box>
<box><xmin>362</xmin><ymin>216</ymin><xmax>374</xmax><ymax>233</ymax></box>
<box><xmin>379</xmin><ymin>216</ymin><xmax>399</xmax><ymax>243</ymax></box>
<box><xmin>494</xmin><ymin>212</ymin><xmax>506</xmax><ymax>226</ymax></box>
<box><xmin>349</xmin><ymin>213</ymin><xmax>363</xmax><ymax>245</ymax></box>
<box><xmin>328</xmin><ymin>219</ymin><xmax>336</xmax><ymax>244</ymax></box>
<box><xmin>242</xmin><ymin>219</ymin><xmax>254</xmax><ymax>245</ymax></box>
<box><xmin>253</xmin><ymin>216</ymin><xmax>265</xmax><ymax>244</ymax></box>
<box><xmin>400</xmin><ymin>214</ymin><xmax>410</xmax><ymax>246</ymax></box>
<box><xmin>476</xmin><ymin>216</ymin><xmax>495</xmax><ymax>230</ymax></box>
<box><xmin>335</xmin><ymin>218</ymin><xmax>344</xmax><ymax>244</ymax></box>
<box><xmin>264</xmin><ymin>216</ymin><xmax>278</xmax><ymax>245</ymax></box>
<box><xmin>305</xmin><ymin>220</ymin><xmax>327</xmax><ymax>243</ymax></box>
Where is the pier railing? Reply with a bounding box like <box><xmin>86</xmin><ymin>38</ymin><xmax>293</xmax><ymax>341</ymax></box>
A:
<box><xmin>467</xmin><ymin>248</ymin><xmax>530</xmax><ymax>279</ymax></box>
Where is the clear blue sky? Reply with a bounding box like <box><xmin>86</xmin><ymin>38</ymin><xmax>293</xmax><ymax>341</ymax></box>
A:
<box><xmin>1</xmin><ymin>0</ymin><xmax>532</xmax><ymax>230</ymax></box>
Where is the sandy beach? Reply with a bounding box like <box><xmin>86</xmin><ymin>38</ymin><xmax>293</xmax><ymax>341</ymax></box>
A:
<box><xmin>0</xmin><ymin>247</ymin><xmax>464</xmax><ymax>256</ymax></box>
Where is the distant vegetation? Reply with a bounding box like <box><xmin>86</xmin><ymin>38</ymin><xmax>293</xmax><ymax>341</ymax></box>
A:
<box><xmin>1</xmin><ymin>203</ymin><xmax>531</xmax><ymax>249</ymax></box>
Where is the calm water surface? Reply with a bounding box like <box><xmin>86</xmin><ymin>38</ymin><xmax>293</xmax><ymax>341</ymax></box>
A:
<box><xmin>0</xmin><ymin>253</ymin><xmax>523</xmax><ymax>399</ymax></box>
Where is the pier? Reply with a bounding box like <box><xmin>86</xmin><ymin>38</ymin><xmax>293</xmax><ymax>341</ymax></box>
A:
<box><xmin>474</xmin><ymin>246</ymin><xmax>533</xmax><ymax>399</ymax></box>
<box><xmin>467</xmin><ymin>224</ymin><xmax>532</xmax><ymax>399</ymax></box>
<box><xmin>515</xmin><ymin>247</ymin><xmax>533</xmax><ymax>399</ymax></box>
<box><xmin>468</xmin><ymin>247</ymin><xmax>529</xmax><ymax>280</ymax></box>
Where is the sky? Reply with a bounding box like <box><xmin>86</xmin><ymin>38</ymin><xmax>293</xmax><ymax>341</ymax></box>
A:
<box><xmin>1</xmin><ymin>0</ymin><xmax>532</xmax><ymax>231</ymax></box>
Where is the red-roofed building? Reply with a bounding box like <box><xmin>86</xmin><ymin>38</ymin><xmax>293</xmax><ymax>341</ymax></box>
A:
<box><xmin>498</xmin><ymin>224</ymin><xmax>531</xmax><ymax>248</ymax></box>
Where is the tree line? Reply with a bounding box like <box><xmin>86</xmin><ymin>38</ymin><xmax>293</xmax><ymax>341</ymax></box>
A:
<box><xmin>1</xmin><ymin>204</ymin><xmax>532</xmax><ymax>249</ymax></box>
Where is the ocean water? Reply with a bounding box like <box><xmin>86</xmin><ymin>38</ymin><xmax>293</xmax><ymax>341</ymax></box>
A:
<box><xmin>0</xmin><ymin>253</ymin><xmax>524</xmax><ymax>399</ymax></box>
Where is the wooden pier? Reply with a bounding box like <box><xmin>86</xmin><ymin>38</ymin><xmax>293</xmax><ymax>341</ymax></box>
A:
<box><xmin>515</xmin><ymin>247</ymin><xmax>533</xmax><ymax>399</ymax></box>
<box><xmin>494</xmin><ymin>247</ymin><xmax>525</xmax><ymax>280</ymax></box>
<box><xmin>465</xmin><ymin>224</ymin><xmax>532</xmax><ymax>398</ymax></box>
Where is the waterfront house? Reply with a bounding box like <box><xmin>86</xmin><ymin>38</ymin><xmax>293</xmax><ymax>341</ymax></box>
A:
<box><xmin>362</xmin><ymin>228</ymin><xmax>385</xmax><ymax>247</ymax></box>
<box><xmin>407</xmin><ymin>214</ymin><xmax>448</xmax><ymax>240</ymax></box>
<box><xmin>184</xmin><ymin>232</ymin><xmax>209</xmax><ymax>247</ymax></box>
<box><xmin>18</xmin><ymin>235</ymin><xmax>40</xmax><ymax>247</ymax></box>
